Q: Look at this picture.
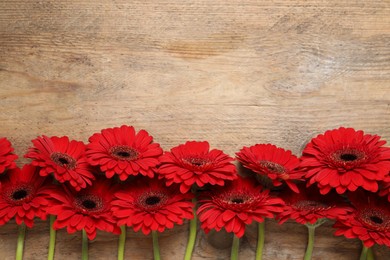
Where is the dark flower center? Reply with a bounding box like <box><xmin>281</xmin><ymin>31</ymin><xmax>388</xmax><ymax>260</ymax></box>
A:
<box><xmin>359</xmin><ymin>208</ymin><xmax>390</xmax><ymax>231</ymax></box>
<box><xmin>5</xmin><ymin>185</ymin><xmax>33</xmax><ymax>204</ymax></box>
<box><xmin>145</xmin><ymin>196</ymin><xmax>161</xmax><ymax>205</ymax></box>
<box><xmin>12</xmin><ymin>189</ymin><xmax>28</xmax><ymax>200</ymax></box>
<box><xmin>75</xmin><ymin>195</ymin><xmax>104</xmax><ymax>213</ymax></box>
<box><xmin>50</xmin><ymin>152</ymin><xmax>77</xmax><ymax>169</ymax></box>
<box><xmin>138</xmin><ymin>192</ymin><xmax>167</xmax><ymax>209</ymax></box>
<box><xmin>330</xmin><ymin>148</ymin><xmax>366</xmax><ymax>169</ymax></box>
<box><xmin>295</xmin><ymin>200</ymin><xmax>329</xmax><ymax>211</ymax></box>
<box><xmin>340</xmin><ymin>153</ymin><xmax>358</xmax><ymax>161</ymax></box>
<box><xmin>183</xmin><ymin>157</ymin><xmax>209</xmax><ymax>168</ymax></box>
<box><xmin>259</xmin><ymin>160</ymin><xmax>285</xmax><ymax>174</ymax></box>
<box><xmin>231</xmin><ymin>198</ymin><xmax>245</xmax><ymax>204</ymax></box>
<box><xmin>82</xmin><ymin>199</ymin><xmax>97</xmax><ymax>209</ymax></box>
<box><xmin>109</xmin><ymin>146</ymin><xmax>139</xmax><ymax>161</ymax></box>
<box><xmin>223</xmin><ymin>193</ymin><xmax>251</xmax><ymax>206</ymax></box>
<box><xmin>370</xmin><ymin>216</ymin><xmax>383</xmax><ymax>224</ymax></box>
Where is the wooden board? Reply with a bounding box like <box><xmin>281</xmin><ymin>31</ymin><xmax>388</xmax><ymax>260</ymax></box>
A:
<box><xmin>0</xmin><ymin>0</ymin><xmax>389</xmax><ymax>259</ymax></box>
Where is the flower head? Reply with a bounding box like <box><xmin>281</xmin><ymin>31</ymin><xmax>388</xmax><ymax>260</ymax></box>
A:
<box><xmin>157</xmin><ymin>141</ymin><xmax>237</xmax><ymax>193</ymax></box>
<box><xmin>333</xmin><ymin>191</ymin><xmax>390</xmax><ymax>248</ymax></box>
<box><xmin>86</xmin><ymin>125</ymin><xmax>162</xmax><ymax>181</ymax></box>
<box><xmin>49</xmin><ymin>178</ymin><xmax>120</xmax><ymax>240</ymax></box>
<box><xmin>112</xmin><ymin>178</ymin><xmax>194</xmax><ymax>235</ymax></box>
<box><xmin>276</xmin><ymin>185</ymin><xmax>353</xmax><ymax>225</ymax></box>
<box><xmin>24</xmin><ymin>135</ymin><xmax>94</xmax><ymax>191</ymax></box>
<box><xmin>0</xmin><ymin>137</ymin><xmax>18</xmax><ymax>174</ymax></box>
<box><xmin>197</xmin><ymin>177</ymin><xmax>284</xmax><ymax>238</ymax></box>
<box><xmin>300</xmin><ymin>127</ymin><xmax>390</xmax><ymax>194</ymax></box>
<box><xmin>236</xmin><ymin>144</ymin><xmax>303</xmax><ymax>193</ymax></box>
<box><xmin>0</xmin><ymin>165</ymin><xmax>56</xmax><ymax>227</ymax></box>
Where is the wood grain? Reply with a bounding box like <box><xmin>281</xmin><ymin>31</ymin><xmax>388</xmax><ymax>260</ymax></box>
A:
<box><xmin>0</xmin><ymin>0</ymin><xmax>389</xmax><ymax>259</ymax></box>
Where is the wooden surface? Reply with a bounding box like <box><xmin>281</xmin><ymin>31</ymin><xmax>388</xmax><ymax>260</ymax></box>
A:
<box><xmin>0</xmin><ymin>0</ymin><xmax>389</xmax><ymax>259</ymax></box>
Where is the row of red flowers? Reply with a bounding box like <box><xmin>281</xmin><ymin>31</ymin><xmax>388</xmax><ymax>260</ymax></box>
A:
<box><xmin>0</xmin><ymin>126</ymin><xmax>389</xmax><ymax>250</ymax></box>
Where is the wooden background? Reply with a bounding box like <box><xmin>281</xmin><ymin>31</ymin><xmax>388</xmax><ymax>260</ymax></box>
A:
<box><xmin>0</xmin><ymin>0</ymin><xmax>389</xmax><ymax>259</ymax></box>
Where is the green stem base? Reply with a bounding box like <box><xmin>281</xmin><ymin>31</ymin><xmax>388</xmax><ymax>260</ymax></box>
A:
<box><xmin>184</xmin><ymin>197</ymin><xmax>197</xmax><ymax>260</ymax></box>
<box><xmin>255</xmin><ymin>221</ymin><xmax>265</xmax><ymax>260</ymax></box>
<box><xmin>118</xmin><ymin>226</ymin><xmax>126</xmax><ymax>260</ymax></box>
<box><xmin>82</xmin><ymin>229</ymin><xmax>88</xmax><ymax>260</ymax></box>
<box><xmin>304</xmin><ymin>225</ymin><xmax>315</xmax><ymax>260</ymax></box>
<box><xmin>48</xmin><ymin>215</ymin><xmax>56</xmax><ymax>260</ymax></box>
<box><xmin>367</xmin><ymin>247</ymin><xmax>375</xmax><ymax>260</ymax></box>
<box><xmin>152</xmin><ymin>231</ymin><xmax>161</xmax><ymax>260</ymax></box>
<box><xmin>360</xmin><ymin>245</ymin><xmax>369</xmax><ymax>260</ymax></box>
<box><xmin>231</xmin><ymin>236</ymin><xmax>240</xmax><ymax>260</ymax></box>
<box><xmin>16</xmin><ymin>223</ymin><xmax>26</xmax><ymax>260</ymax></box>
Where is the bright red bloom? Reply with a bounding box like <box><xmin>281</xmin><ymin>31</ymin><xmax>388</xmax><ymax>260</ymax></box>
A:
<box><xmin>157</xmin><ymin>141</ymin><xmax>237</xmax><ymax>193</ymax></box>
<box><xmin>0</xmin><ymin>137</ymin><xmax>18</xmax><ymax>174</ymax></box>
<box><xmin>236</xmin><ymin>144</ymin><xmax>303</xmax><ymax>193</ymax></box>
<box><xmin>197</xmin><ymin>177</ymin><xmax>284</xmax><ymax>238</ymax></box>
<box><xmin>86</xmin><ymin>125</ymin><xmax>162</xmax><ymax>181</ymax></box>
<box><xmin>25</xmin><ymin>135</ymin><xmax>94</xmax><ymax>191</ymax></box>
<box><xmin>300</xmin><ymin>127</ymin><xmax>390</xmax><ymax>194</ymax></box>
<box><xmin>0</xmin><ymin>165</ymin><xmax>56</xmax><ymax>227</ymax></box>
<box><xmin>111</xmin><ymin>178</ymin><xmax>194</xmax><ymax>235</ymax></box>
<box><xmin>49</xmin><ymin>178</ymin><xmax>120</xmax><ymax>240</ymax></box>
<box><xmin>333</xmin><ymin>191</ymin><xmax>390</xmax><ymax>248</ymax></box>
<box><xmin>276</xmin><ymin>185</ymin><xmax>353</xmax><ymax>225</ymax></box>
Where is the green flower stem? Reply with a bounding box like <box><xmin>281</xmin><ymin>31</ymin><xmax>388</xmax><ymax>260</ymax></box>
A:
<box><xmin>231</xmin><ymin>235</ymin><xmax>240</xmax><ymax>260</ymax></box>
<box><xmin>360</xmin><ymin>245</ymin><xmax>369</xmax><ymax>260</ymax></box>
<box><xmin>48</xmin><ymin>215</ymin><xmax>56</xmax><ymax>260</ymax></box>
<box><xmin>255</xmin><ymin>221</ymin><xmax>265</xmax><ymax>260</ymax></box>
<box><xmin>118</xmin><ymin>226</ymin><xmax>126</xmax><ymax>260</ymax></box>
<box><xmin>303</xmin><ymin>219</ymin><xmax>327</xmax><ymax>260</ymax></box>
<box><xmin>304</xmin><ymin>225</ymin><xmax>316</xmax><ymax>260</ymax></box>
<box><xmin>16</xmin><ymin>223</ymin><xmax>26</xmax><ymax>260</ymax></box>
<box><xmin>152</xmin><ymin>231</ymin><xmax>161</xmax><ymax>260</ymax></box>
<box><xmin>367</xmin><ymin>247</ymin><xmax>375</xmax><ymax>260</ymax></box>
<box><xmin>184</xmin><ymin>197</ymin><xmax>197</xmax><ymax>260</ymax></box>
<box><xmin>82</xmin><ymin>229</ymin><xmax>88</xmax><ymax>260</ymax></box>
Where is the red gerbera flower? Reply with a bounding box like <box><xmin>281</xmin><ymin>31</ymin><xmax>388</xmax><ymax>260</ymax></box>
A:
<box><xmin>300</xmin><ymin>127</ymin><xmax>390</xmax><ymax>194</ymax></box>
<box><xmin>333</xmin><ymin>191</ymin><xmax>390</xmax><ymax>248</ymax></box>
<box><xmin>86</xmin><ymin>125</ymin><xmax>162</xmax><ymax>181</ymax></box>
<box><xmin>379</xmin><ymin>179</ymin><xmax>390</xmax><ymax>202</ymax></box>
<box><xmin>49</xmin><ymin>178</ymin><xmax>120</xmax><ymax>240</ymax></box>
<box><xmin>111</xmin><ymin>178</ymin><xmax>194</xmax><ymax>235</ymax></box>
<box><xmin>0</xmin><ymin>165</ymin><xmax>56</xmax><ymax>227</ymax></box>
<box><xmin>157</xmin><ymin>141</ymin><xmax>237</xmax><ymax>193</ymax></box>
<box><xmin>276</xmin><ymin>185</ymin><xmax>353</xmax><ymax>225</ymax></box>
<box><xmin>0</xmin><ymin>137</ymin><xmax>18</xmax><ymax>174</ymax></box>
<box><xmin>24</xmin><ymin>135</ymin><xmax>94</xmax><ymax>191</ymax></box>
<box><xmin>197</xmin><ymin>177</ymin><xmax>284</xmax><ymax>238</ymax></box>
<box><xmin>236</xmin><ymin>144</ymin><xmax>303</xmax><ymax>193</ymax></box>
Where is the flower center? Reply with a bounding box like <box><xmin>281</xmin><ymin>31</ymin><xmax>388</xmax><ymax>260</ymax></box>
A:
<box><xmin>145</xmin><ymin>196</ymin><xmax>161</xmax><ymax>205</ymax></box>
<box><xmin>50</xmin><ymin>152</ymin><xmax>76</xmax><ymax>169</ymax></box>
<box><xmin>82</xmin><ymin>199</ymin><xmax>97</xmax><ymax>209</ymax></box>
<box><xmin>138</xmin><ymin>192</ymin><xmax>167</xmax><ymax>210</ymax></box>
<box><xmin>340</xmin><ymin>153</ymin><xmax>358</xmax><ymax>161</ymax></box>
<box><xmin>109</xmin><ymin>146</ymin><xmax>139</xmax><ymax>161</ymax></box>
<box><xmin>330</xmin><ymin>148</ymin><xmax>366</xmax><ymax>169</ymax></box>
<box><xmin>75</xmin><ymin>195</ymin><xmax>104</xmax><ymax>213</ymax></box>
<box><xmin>359</xmin><ymin>208</ymin><xmax>390</xmax><ymax>231</ymax></box>
<box><xmin>12</xmin><ymin>189</ymin><xmax>28</xmax><ymax>200</ymax></box>
<box><xmin>182</xmin><ymin>157</ymin><xmax>209</xmax><ymax>169</ymax></box>
<box><xmin>370</xmin><ymin>216</ymin><xmax>383</xmax><ymax>224</ymax></box>
<box><xmin>231</xmin><ymin>198</ymin><xmax>245</xmax><ymax>204</ymax></box>
<box><xmin>295</xmin><ymin>200</ymin><xmax>329</xmax><ymax>211</ymax></box>
<box><xmin>259</xmin><ymin>160</ymin><xmax>285</xmax><ymax>174</ymax></box>
<box><xmin>4</xmin><ymin>185</ymin><xmax>34</xmax><ymax>205</ymax></box>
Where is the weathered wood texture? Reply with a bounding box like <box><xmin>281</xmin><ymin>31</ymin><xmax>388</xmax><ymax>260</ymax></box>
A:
<box><xmin>0</xmin><ymin>0</ymin><xmax>389</xmax><ymax>259</ymax></box>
